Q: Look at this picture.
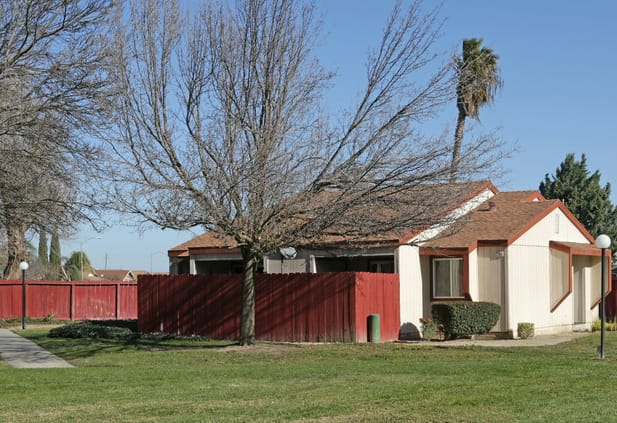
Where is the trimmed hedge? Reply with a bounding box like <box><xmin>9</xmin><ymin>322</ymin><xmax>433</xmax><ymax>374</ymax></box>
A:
<box><xmin>432</xmin><ymin>301</ymin><xmax>501</xmax><ymax>340</ymax></box>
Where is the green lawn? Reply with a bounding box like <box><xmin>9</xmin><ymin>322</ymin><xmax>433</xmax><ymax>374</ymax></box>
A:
<box><xmin>1</xmin><ymin>329</ymin><xmax>617</xmax><ymax>422</ymax></box>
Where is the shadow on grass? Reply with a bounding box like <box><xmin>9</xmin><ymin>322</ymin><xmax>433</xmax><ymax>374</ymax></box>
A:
<box><xmin>22</xmin><ymin>322</ymin><xmax>238</xmax><ymax>361</ymax></box>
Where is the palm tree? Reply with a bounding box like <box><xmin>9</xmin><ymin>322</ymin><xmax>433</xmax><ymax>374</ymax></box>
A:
<box><xmin>450</xmin><ymin>38</ymin><xmax>502</xmax><ymax>182</ymax></box>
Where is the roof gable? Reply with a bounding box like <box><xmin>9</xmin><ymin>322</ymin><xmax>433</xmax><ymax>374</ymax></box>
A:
<box><xmin>422</xmin><ymin>190</ymin><xmax>595</xmax><ymax>250</ymax></box>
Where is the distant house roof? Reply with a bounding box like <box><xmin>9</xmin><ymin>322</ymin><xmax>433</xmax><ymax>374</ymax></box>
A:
<box><xmin>95</xmin><ymin>269</ymin><xmax>145</xmax><ymax>281</ymax></box>
<box><xmin>168</xmin><ymin>181</ymin><xmax>498</xmax><ymax>256</ymax></box>
<box><xmin>168</xmin><ymin>232</ymin><xmax>239</xmax><ymax>257</ymax></box>
<box><xmin>421</xmin><ymin>190</ymin><xmax>595</xmax><ymax>250</ymax></box>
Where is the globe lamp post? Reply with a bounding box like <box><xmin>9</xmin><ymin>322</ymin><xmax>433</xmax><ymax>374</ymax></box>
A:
<box><xmin>596</xmin><ymin>234</ymin><xmax>611</xmax><ymax>359</ymax></box>
<box><xmin>19</xmin><ymin>261</ymin><xmax>29</xmax><ymax>330</ymax></box>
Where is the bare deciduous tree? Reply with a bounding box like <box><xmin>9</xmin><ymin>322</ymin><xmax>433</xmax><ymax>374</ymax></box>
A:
<box><xmin>0</xmin><ymin>0</ymin><xmax>112</xmax><ymax>135</ymax></box>
<box><xmin>0</xmin><ymin>0</ymin><xmax>113</xmax><ymax>278</ymax></box>
<box><xmin>0</xmin><ymin>119</ymin><xmax>88</xmax><ymax>279</ymax></box>
<box><xmin>104</xmin><ymin>0</ymin><xmax>505</xmax><ymax>345</ymax></box>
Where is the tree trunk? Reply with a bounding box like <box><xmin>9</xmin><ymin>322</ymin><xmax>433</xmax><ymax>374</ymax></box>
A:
<box><xmin>3</xmin><ymin>222</ymin><xmax>28</xmax><ymax>280</ymax></box>
<box><xmin>239</xmin><ymin>248</ymin><xmax>257</xmax><ymax>346</ymax></box>
<box><xmin>38</xmin><ymin>229</ymin><xmax>49</xmax><ymax>266</ymax></box>
<box><xmin>449</xmin><ymin>105</ymin><xmax>467</xmax><ymax>183</ymax></box>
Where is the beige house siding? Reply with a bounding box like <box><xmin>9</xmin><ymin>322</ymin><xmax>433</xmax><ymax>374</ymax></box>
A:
<box><xmin>477</xmin><ymin>246</ymin><xmax>506</xmax><ymax>331</ymax></box>
<box><xmin>398</xmin><ymin>245</ymin><xmax>424</xmax><ymax>339</ymax></box>
<box><xmin>467</xmin><ymin>249</ymin><xmax>479</xmax><ymax>301</ymax></box>
<box><xmin>420</xmin><ymin>255</ymin><xmax>431</xmax><ymax>319</ymax></box>
<box><xmin>506</xmin><ymin>208</ymin><xmax>595</xmax><ymax>336</ymax></box>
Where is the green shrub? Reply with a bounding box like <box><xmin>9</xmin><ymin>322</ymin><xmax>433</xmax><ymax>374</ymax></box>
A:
<box><xmin>592</xmin><ymin>319</ymin><xmax>601</xmax><ymax>332</ymax></box>
<box><xmin>592</xmin><ymin>319</ymin><xmax>617</xmax><ymax>332</ymax></box>
<box><xmin>49</xmin><ymin>321</ymin><xmax>134</xmax><ymax>339</ymax></box>
<box><xmin>91</xmin><ymin>319</ymin><xmax>138</xmax><ymax>331</ymax></box>
<box><xmin>47</xmin><ymin>320</ymin><xmax>208</xmax><ymax>341</ymax></box>
<box><xmin>517</xmin><ymin>322</ymin><xmax>535</xmax><ymax>339</ymax></box>
<box><xmin>419</xmin><ymin>317</ymin><xmax>437</xmax><ymax>340</ymax></box>
<box><xmin>431</xmin><ymin>301</ymin><xmax>500</xmax><ymax>340</ymax></box>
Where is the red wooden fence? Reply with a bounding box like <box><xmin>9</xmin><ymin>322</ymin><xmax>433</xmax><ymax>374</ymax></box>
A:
<box><xmin>0</xmin><ymin>280</ymin><xmax>138</xmax><ymax>320</ymax></box>
<box><xmin>138</xmin><ymin>272</ymin><xmax>400</xmax><ymax>342</ymax></box>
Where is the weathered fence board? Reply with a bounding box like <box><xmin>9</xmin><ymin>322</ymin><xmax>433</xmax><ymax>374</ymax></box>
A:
<box><xmin>0</xmin><ymin>280</ymin><xmax>137</xmax><ymax>320</ymax></box>
<box><xmin>138</xmin><ymin>272</ymin><xmax>400</xmax><ymax>342</ymax></box>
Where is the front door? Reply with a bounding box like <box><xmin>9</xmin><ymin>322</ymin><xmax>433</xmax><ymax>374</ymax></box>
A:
<box><xmin>477</xmin><ymin>247</ymin><xmax>506</xmax><ymax>331</ymax></box>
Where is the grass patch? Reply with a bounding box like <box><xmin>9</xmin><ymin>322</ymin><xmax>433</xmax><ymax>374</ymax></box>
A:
<box><xmin>2</xmin><ymin>330</ymin><xmax>617</xmax><ymax>422</ymax></box>
<box><xmin>0</xmin><ymin>317</ymin><xmax>70</xmax><ymax>328</ymax></box>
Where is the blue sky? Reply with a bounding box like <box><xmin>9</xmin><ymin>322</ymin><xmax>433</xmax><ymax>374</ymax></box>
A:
<box><xmin>65</xmin><ymin>1</ymin><xmax>617</xmax><ymax>273</ymax></box>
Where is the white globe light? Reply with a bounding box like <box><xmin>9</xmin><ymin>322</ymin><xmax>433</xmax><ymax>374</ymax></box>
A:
<box><xmin>596</xmin><ymin>234</ymin><xmax>611</xmax><ymax>249</ymax></box>
<box><xmin>19</xmin><ymin>261</ymin><xmax>29</xmax><ymax>271</ymax></box>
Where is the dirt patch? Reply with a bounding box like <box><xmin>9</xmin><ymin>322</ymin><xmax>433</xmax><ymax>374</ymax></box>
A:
<box><xmin>216</xmin><ymin>342</ymin><xmax>306</xmax><ymax>354</ymax></box>
<box><xmin>2</xmin><ymin>323</ymin><xmax>65</xmax><ymax>331</ymax></box>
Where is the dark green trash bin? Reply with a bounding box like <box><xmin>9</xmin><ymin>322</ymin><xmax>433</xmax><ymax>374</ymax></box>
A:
<box><xmin>367</xmin><ymin>313</ymin><xmax>381</xmax><ymax>343</ymax></box>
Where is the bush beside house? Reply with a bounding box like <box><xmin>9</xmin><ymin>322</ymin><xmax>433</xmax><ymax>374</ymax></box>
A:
<box><xmin>432</xmin><ymin>301</ymin><xmax>501</xmax><ymax>339</ymax></box>
<box><xmin>517</xmin><ymin>322</ymin><xmax>535</xmax><ymax>339</ymax></box>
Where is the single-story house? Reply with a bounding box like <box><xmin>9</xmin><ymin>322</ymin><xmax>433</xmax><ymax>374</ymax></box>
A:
<box><xmin>169</xmin><ymin>181</ymin><xmax>611</xmax><ymax>338</ymax></box>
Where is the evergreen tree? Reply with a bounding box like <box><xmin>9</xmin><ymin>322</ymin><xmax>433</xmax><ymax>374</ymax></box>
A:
<box><xmin>49</xmin><ymin>227</ymin><xmax>62</xmax><ymax>278</ymax></box>
<box><xmin>64</xmin><ymin>251</ymin><xmax>92</xmax><ymax>281</ymax></box>
<box><xmin>539</xmin><ymin>153</ymin><xmax>617</xmax><ymax>242</ymax></box>
<box><xmin>38</xmin><ymin>229</ymin><xmax>49</xmax><ymax>266</ymax></box>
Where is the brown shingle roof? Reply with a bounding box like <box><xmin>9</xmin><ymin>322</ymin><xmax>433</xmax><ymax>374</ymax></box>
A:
<box><xmin>169</xmin><ymin>232</ymin><xmax>237</xmax><ymax>256</ymax></box>
<box><xmin>167</xmin><ymin>181</ymin><xmax>498</xmax><ymax>254</ymax></box>
<box><xmin>422</xmin><ymin>191</ymin><xmax>595</xmax><ymax>249</ymax></box>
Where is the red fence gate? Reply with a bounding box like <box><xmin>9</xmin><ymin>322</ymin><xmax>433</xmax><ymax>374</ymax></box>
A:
<box><xmin>138</xmin><ymin>272</ymin><xmax>400</xmax><ymax>342</ymax></box>
<box><xmin>0</xmin><ymin>280</ymin><xmax>138</xmax><ymax>320</ymax></box>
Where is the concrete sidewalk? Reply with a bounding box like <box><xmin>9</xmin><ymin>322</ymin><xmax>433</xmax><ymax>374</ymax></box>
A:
<box><xmin>0</xmin><ymin>329</ymin><xmax>73</xmax><ymax>368</ymax></box>
<box><xmin>436</xmin><ymin>331</ymin><xmax>591</xmax><ymax>347</ymax></box>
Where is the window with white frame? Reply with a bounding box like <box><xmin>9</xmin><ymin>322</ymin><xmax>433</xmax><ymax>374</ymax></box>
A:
<box><xmin>433</xmin><ymin>257</ymin><xmax>463</xmax><ymax>298</ymax></box>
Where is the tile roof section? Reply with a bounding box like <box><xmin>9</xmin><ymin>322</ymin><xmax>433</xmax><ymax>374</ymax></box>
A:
<box><xmin>422</xmin><ymin>191</ymin><xmax>595</xmax><ymax>250</ymax></box>
<box><xmin>168</xmin><ymin>181</ymin><xmax>498</xmax><ymax>255</ymax></box>
<box><xmin>169</xmin><ymin>231</ymin><xmax>237</xmax><ymax>256</ymax></box>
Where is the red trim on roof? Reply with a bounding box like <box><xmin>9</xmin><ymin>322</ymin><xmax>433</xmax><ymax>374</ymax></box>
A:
<box><xmin>525</xmin><ymin>192</ymin><xmax>545</xmax><ymax>202</ymax></box>
<box><xmin>505</xmin><ymin>200</ymin><xmax>559</xmax><ymax>246</ymax></box>
<box><xmin>549</xmin><ymin>241</ymin><xmax>601</xmax><ymax>256</ymax></box>
<box><xmin>556</xmin><ymin>203</ymin><xmax>595</xmax><ymax>243</ymax></box>
<box><xmin>168</xmin><ymin>250</ymin><xmax>189</xmax><ymax>257</ymax></box>
<box><xmin>506</xmin><ymin>200</ymin><xmax>594</xmax><ymax>246</ymax></box>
